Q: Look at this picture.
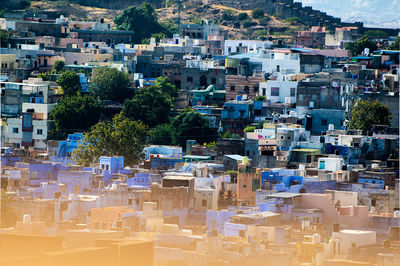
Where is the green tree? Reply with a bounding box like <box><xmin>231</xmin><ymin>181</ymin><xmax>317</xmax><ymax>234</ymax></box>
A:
<box><xmin>73</xmin><ymin>113</ymin><xmax>147</xmax><ymax>166</ymax></box>
<box><xmin>56</xmin><ymin>71</ymin><xmax>81</xmax><ymax>96</ymax></box>
<box><xmin>349</xmin><ymin>99</ymin><xmax>392</xmax><ymax>132</ymax></box>
<box><xmin>244</xmin><ymin>126</ymin><xmax>256</xmax><ymax>133</ymax></box>
<box><xmin>364</xmin><ymin>30</ymin><xmax>388</xmax><ymax>37</ymax></box>
<box><xmin>0</xmin><ymin>29</ymin><xmax>11</xmax><ymax>48</ymax></box>
<box><xmin>155</xmin><ymin>76</ymin><xmax>179</xmax><ymax>99</ymax></box>
<box><xmin>344</xmin><ymin>38</ymin><xmax>378</xmax><ymax>56</ymax></box>
<box><xmin>255</xmin><ymin>95</ymin><xmax>266</xmax><ymax>101</ymax></box>
<box><xmin>242</xmin><ymin>18</ymin><xmax>256</xmax><ymax>28</ymax></box>
<box><xmin>52</xmin><ymin>60</ymin><xmax>65</xmax><ymax>74</ymax></box>
<box><xmin>252</xmin><ymin>8</ymin><xmax>264</xmax><ymax>19</ymax></box>
<box><xmin>90</xmin><ymin>67</ymin><xmax>131</xmax><ymax>102</ymax></box>
<box><xmin>114</xmin><ymin>3</ymin><xmax>166</xmax><ymax>43</ymax></box>
<box><xmin>150</xmin><ymin>123</ymin><xmax>175</xmax><ymax>145</ymax></box>
<box><xmin>238</xmin><ymin>12</ymin><xmax>248</xmax><ymax>21</ymax></box>
<box><xmin>38</xmin><ymin>72</ymin><xmax>51</xmax><ymax>81</ymax></box>
<box><xmin>172</xmin><ymin>110</ymin><xmax>218</xmax><ymax>149</ymax></box>
<box><xmin>49</xmin><ymin>95</ymin><xmax>104</xmax><ymax>138</ymax></box>
<box><xmin>123</xmin><ymin>86</ymin><xmax>173</xmax><ymax>128</ymax></box>
<box><xmin>222</xmin><ymin>10</ymin><xmax>235</xmax><ymax>21</ymax></box>
<box><xmin>223</xmin><ymin>130</ymin><xmax>232</xmax><ymax>138</ymax></box>
<box><xmin>388</xmin><ymin>36</ymin><xmax>400</xmax><ymax>50</ymax></box>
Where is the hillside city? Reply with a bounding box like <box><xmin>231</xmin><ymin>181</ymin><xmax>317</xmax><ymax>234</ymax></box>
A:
<box><xmin>0</xmin><ymin>0</ymin><xmax>399</xmax><ymax>265</ymax></box>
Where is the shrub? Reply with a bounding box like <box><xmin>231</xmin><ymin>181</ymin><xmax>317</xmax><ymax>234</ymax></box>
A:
<box><xmin>238</xmin><ymin>12</ymin><xmax>248</xmax><ymax>21</ymax></box>
<box><xmin>252</xmin><ymin>8</ymin><xmax>264</xmax><ymax>19</ymax></box>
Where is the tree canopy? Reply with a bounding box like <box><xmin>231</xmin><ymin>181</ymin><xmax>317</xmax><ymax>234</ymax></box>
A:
<box><xmin>73</xmin><ymin>113</ymin><xmax>147</xmax><ymax>167</ymax></box>
<box><xmin>114</xmin><ymin>3</ymin><xmax>167</xmax><ymax>44</ymax></box>
<box><xmin>90</xmin><ymin>67</ymin><xmax>131</xmax><ymax>102</ymax></box>
<box><xmin>349</xmin><ymin>99</ymin><xmax>392</xmax><ymax>132</ymax></box>
<box><xmin>344</xmin><ymin>38</ymin><xmax>378</xmax><ymax>56</ymax></box>
<box><xmin>150</xmin><ymin>123</ymin><xmax>175</xmax><ymax>145</ymax></box>
<box><xmin>49</xmin><ymin>95</ymin><xmax>104</xmax><ymax>138</ymax></box>
<box><xmin>52</xmin><ymin>60</ymin><xmax>65</xmax><ymax>74</ymax></box>
<box><xmin>238</xmin><ymin>13</ymin><xmax>248</xmax><ymax>21</ymax></box>
<box><xmin>252</xmin><ymin>8</ymin><xmax>265</xmax><ymax>19</ymax></box>
<box><xmin>387</xmin><ymin>36</ymin><xmax>400</xmax><ymax>50</ymax></box>
<box><xmin>364</xmin><ymin>30</ymin><xmax>388</xmax><ymax>37</ymax></box>
<box><xmin>0</xmin><ymin>30</ymin><xmax>11</xmax><ymax>48</ymax></box>
<box><xmin>56</xmin><ymin>71</ymin><xmax>81</xmax><ymax>96</ymax></box>
<box><xmin>155</xmin><ymin>76</ymin><xmax>179</xmax><ymax>99</ymax></box>
<box><xmin>172</xmin><ymin>110</ymin><xmax>218</xmax><ymax>149</ymax></box>
<box><xmin>244</xmin><ymin>126</ymin><xmax>256</xmax><ymax>133</ymax></box>
<box><xmin>123</xmin><ymin>77</ymin><xmax>178</xmax><ymax>128</ymax></box>
<box><xmin>123</xmin><ymin>86</ymin><xmax>172</xmax><ymax>128</ymax></box>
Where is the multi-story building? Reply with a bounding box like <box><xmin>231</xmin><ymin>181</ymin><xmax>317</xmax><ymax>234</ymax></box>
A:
<box><xmin>293</xmin><ymin>26</ymin><xmax>326</xmax><ymax>48</ymax></box>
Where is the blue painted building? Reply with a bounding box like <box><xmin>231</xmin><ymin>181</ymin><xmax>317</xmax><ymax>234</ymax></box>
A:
<box><xmin>143</xmin><ymin>146</ymin><xmax>183</xmax><ymax>160</ymax></box>
<box><xmin>221</xmin><ymin>100</ymin><xmax>254</xmax><ymax>136</ymax></box>
<box><xmin>98</xmin><ymin>156</ymin><xmax>124</xmax><ymax>174</ymax></box>
<box><xmin>56</xmin><ymin>133</ymin><xmax>84</xmax><ymax>161</ymax></box>
<box><xmin>15</xmin><ymin>162</ymin><xmax>67</xmax><ymax>187</ymax></box>
<box><xmin>126</xmin><ymin>173</ymin><xmax>161</xmax><ymax>188</ymax></box>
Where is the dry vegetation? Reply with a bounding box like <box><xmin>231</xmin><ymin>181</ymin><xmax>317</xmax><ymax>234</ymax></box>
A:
<box><xmin>29</xmin><ymin>0</ymin><xmax>306</xmax><ymax>39</ymax></box>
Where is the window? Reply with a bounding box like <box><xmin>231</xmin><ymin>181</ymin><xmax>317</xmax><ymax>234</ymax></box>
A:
<box><xmin>276</xmin><ymin>65</ymin><xmax>280</xmax><ymax>72</ymax></box>
<box><xmin>230</xmin><ymin>86</ymin><xmax>235</xmax><ymax>91</ymax></box>
<box><xmin>290</xmin><ymin>88</ymin><xmax>296</xmax><ymax>97</ymax></box>
<box><xmin>262</xmin><ymin>88</ymin><xmax>266</xmax><ymax>96</ymax></box>
<box><xmin>211</xmin><ymin>78</ymin><xmax>216</xmax><ymax>85</ymax></box>
<box><xmin>244</xmin><ymin>86</ymin><xmax>249</xmax><ymax>93</ymax></box>
<box><xmin>321</xmin><ymin>119</ymin><xmax>328</xmax><ymax>126</ymax></box>
<box><xmin>202</xmin><ymin>199</ymin><xmax>207</xmax><ymax>207</ymax></box>
<box><xmin>199</xmin><ymin>75</ymin><xmax>207</xmax><ymax>87</ymax></box>
<box><xmin>371</xmin><ymin>199</ymin><xmax>376</xmax><ymax>207</ymax></box>
<box><xmin>37</xmin><ymin>129</ymin><xmax>43</xmax><ymax>135</ymax></box>
<box><xmin>12</xmin><ymin>128</ymin><xmax>19</xmax><ymax>134</ymax></box>
<box><xmin>187</xmin><ymin>77</ymin><xmax>193</xmax><ymax>83</ymax></box>
<box><xmin>320</xmin><ymin>161</ymin><xmax>325</xmax><ymax>169</ymax></box>
<box><xmin>243</xmin><ymin>185</ymin><xmax>247</xmax><ymax>188</ymax></box>
<box><xmin>271</xmin><ymin>87</ymin><xmax>280</xmax><ymax>96</ymax></box>
<box><xmin>105</xmin><ymin>165</ymin><xmax>109</xmax><ymax>171</ymax></box>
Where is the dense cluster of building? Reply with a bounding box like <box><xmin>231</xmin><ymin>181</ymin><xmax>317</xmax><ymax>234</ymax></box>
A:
<box><xmin>0</xmin><ymin>3</ymin><xmax>399</xmax><ymax>266</ymax></box>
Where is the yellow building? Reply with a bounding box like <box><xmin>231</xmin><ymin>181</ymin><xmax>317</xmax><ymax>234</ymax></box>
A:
<box><xmin>0</xmin><ymin>54</ymin><xmax>17</xmax><ymax>73</ymax></box>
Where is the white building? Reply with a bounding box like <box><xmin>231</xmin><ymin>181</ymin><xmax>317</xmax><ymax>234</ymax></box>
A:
<box><xmin>230</xmin><ymin>49</ymin><xmax>301</xmax><ymax>75</ymax></box>
<box><xmin>259</xmin><ymin>75</ymin><xmax>298</xmax><ymax>104</ymax></box>
<box><xmin>331</xmin><ymin>230</ymin><xmax>376</xmax><ymax>255</ymax></box>
<box><xmin>6</xmin><ymin>117</ymin><xmax>53</xmax><ymax>149</ymax></box>
<box><xmin>224</xmin><ymin>40</ymin><xmax>272</xmax><ymax>56</ymax></box>
<box><xmin>5</xmin><ymin>103</ymin><xmax>56</xmax><ymax>149</ymax></box>
<box><xmin>318</xmin><ymin>157</ymin><xmax>344</xmax><ymax>173</ymax></box>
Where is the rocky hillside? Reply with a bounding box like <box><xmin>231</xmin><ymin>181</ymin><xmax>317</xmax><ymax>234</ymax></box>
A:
<box><xmin>27</xmin><ymin>0</ymin><xmax>308</xmax><ymax>40</ymax></box>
